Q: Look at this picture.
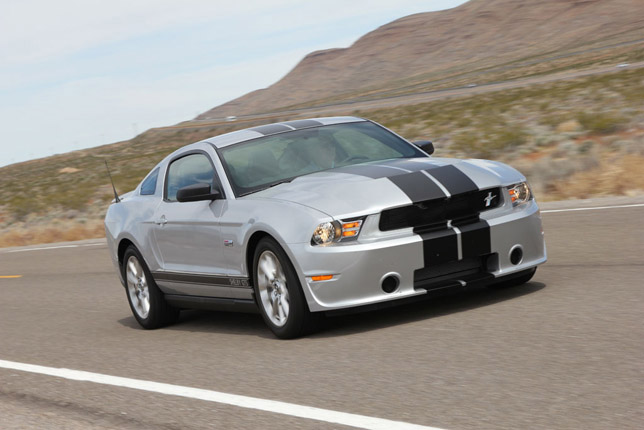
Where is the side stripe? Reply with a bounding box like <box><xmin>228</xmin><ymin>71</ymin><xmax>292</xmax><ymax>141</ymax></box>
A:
<box><xmin>153</xmin><ymin>272</ymin><xmax>251</xmax><ymax>288</ymax></box>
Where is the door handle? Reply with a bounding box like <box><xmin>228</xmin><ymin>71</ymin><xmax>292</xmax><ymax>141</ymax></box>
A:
<box><xmin>155</xmin><ymin>215</ymin><xmax>167</xmax><ymax>226</ymax></box>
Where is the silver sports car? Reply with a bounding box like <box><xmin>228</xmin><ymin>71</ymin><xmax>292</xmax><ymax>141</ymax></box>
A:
<box><xmin>105</xmin><ymin>117</ymin><xmax>546</xmax><ymax>338</ymax></box>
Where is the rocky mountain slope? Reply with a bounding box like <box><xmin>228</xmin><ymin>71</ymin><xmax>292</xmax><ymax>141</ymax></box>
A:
<box><xmin>199</xmin><ymin>0</ymin><xmax>644</xmax><ymax>118</ymax></box>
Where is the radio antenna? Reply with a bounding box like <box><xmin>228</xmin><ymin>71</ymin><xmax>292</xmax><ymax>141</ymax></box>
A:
<box><xmin>104</xmin><ymin>160</ymin><xmax>121</xmax><ymax>203</ymax></box>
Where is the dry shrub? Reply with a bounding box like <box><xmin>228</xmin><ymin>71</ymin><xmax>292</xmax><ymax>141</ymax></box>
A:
<box><xmin>518</xmin><ymin>151</ymin><xmax>601</xmax><ymax>197</ymax></box>
<box><xmin>548</xmin><ymin>155</ymin><xmax>644</xmax><ymax>199</ymax></box>
<box><xmin>556</xmin><ymin>120</ymin><xmax>582</xmax><ymax>133</ymax></box>
<box><xmin>0</xmin><ymin>220</ymin><xmax>105</xmax><ymax>248</ymax></box>
<box><xmin>576</xmin><ymin>112</ymin><xmax>626</xmax><ymax>135</ymax></box>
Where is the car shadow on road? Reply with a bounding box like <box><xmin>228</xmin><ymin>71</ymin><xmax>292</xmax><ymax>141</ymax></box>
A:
<box><xmin>118</xmin><ymin>281</ymin><xmax>546</xmax><ymax>338</ymax></box>
<box><xmin>117</xmin><ymin>309</ymin><xmax>273</xmax><ymax>338</ymax></box>
<box><xmin>312</xmin><ymin>281</ymin><xmax>546</xmax><ymax>338</ymax></box>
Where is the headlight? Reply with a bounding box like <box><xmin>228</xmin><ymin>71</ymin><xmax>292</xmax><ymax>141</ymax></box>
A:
<box><xmin>508</xmin><ymin>182</ymin><xmax>532</xmax><ymax>206</ymax></box>
<box><xmin>311</xmin><ymin>218</ymin><xmax>364</xmax><ymax>246</ymax></box>
<box><xmin>312</xmin><ymin>222</ymin><xmax>339</xmax><ymax>245</ymax></box>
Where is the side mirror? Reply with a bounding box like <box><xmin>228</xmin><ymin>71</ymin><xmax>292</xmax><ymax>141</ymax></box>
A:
<box><xmin>176</xmin><ymin>183</ymin><xmax>220</xmax><ymax>202</ymax></box>
<box><xmin>412</xmin><ymin>140</ymin><xmax>434</xmax><ymax>155</ymax></box>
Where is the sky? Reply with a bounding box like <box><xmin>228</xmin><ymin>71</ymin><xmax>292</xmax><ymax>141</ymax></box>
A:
<box><xmin>0</xmin><ymin>0</ymin><xmax>468</xmax><ymax>168</ymax></box>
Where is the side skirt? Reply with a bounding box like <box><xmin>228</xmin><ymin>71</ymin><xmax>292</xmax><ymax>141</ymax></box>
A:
<box><xmin>164</xmin><ymin>294</ymin><xmax>259</xmax><ymax>314</ymax></box>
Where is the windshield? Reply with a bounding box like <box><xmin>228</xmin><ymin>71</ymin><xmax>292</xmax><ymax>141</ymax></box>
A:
<box><xmin>218</xmin><ymin>121</ymin><xmax>425</xmax><ymax>196</ymax></box>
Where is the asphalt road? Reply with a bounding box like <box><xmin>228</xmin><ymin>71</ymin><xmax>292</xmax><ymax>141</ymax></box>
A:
<box><xmin>0</xmin><ymin>197</ymin><xmax>643</xmax><ymax>429</ymax></box>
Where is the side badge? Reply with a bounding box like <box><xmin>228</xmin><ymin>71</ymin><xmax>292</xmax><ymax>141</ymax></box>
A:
<box><xmin>224</xmin><ymin>239</ymin><xmax>234</xmax><ymax>247</ymax></box>
<box><xmin>229</xmin><ymin>278</ymin><xmax>250</xmax><ymax>287</ymax></box>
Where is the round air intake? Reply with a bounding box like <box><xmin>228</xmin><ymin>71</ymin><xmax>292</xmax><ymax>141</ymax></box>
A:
<box><xmin>510</xmin><ymin>246</ymin><xmax>524</xmax><ymax>265</ymax></box>
<box><xmin>381</xmin><ymin>275</ymin><xmax>400</xmax><ymax>293</ymax></box>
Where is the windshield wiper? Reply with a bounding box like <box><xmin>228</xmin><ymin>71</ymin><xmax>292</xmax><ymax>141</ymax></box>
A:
<box><xmin>238</xmin><ymin>178</ymin><xmax>294</xmax><ymax>197</ymax></box>
<box><xmin>268</xmin><ymin>178</ymin><xmax>293</xmax><ymax>188</ymax></box>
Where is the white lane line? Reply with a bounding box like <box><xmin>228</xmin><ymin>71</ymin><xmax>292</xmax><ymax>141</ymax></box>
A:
<box><xmin>5</xmin><ymin>243</ymin><xmax>104</xmax><ymax>253</ymax></box>
<box><xmin>0</xmin><ymin>359</ymin><xmax>444</xmax><ymax>430</ymax></box>
<box><xmin>541</xmin><ymin>203</ymin><xmax>644</xmax><ymax>214</ymax></box>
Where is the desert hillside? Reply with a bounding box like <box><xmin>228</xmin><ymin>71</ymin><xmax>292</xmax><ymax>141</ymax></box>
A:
<box><xmin>2</xmin><ymin>0</ymin><xmax>644</xmax><ymax>247</ymax></box>
<box><xmin>199</xmin><ymin>0</ymin><xmax>644</xmax><ymax>118</ymax></box>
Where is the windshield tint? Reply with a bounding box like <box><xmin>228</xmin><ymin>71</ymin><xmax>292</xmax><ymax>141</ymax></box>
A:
<box><xmin>218</xmin><ymin>121</ymin><xmax>425</xmax><ymax>196</ymax></box>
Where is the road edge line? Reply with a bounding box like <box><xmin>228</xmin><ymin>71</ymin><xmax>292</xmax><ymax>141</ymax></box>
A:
<box><xmin>541</xmin><ymin>203</ymin><xmax>644</xmax><ymax>214</ymax></box>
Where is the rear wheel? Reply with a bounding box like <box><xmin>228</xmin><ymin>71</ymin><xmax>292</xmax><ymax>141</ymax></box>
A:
<box><xmin>487</xmin><ymin>267</ymin><xmax>536</xmax><ymax>290</ymax></box>
<box><xmin>253</xmin><ymin>237</ymin><xmax>314</xmax><ymax>339</ymax></box>
<box><xmin>123</xmin><ymin>246</ymin><xmax>179</xmax><ymax>329</ymax></box>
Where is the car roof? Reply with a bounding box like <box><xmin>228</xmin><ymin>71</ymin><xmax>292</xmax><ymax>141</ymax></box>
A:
<box><xmin>203</xmin><ymin>116</ymin><xmax>366</xmax><ymax>149</ymax></box>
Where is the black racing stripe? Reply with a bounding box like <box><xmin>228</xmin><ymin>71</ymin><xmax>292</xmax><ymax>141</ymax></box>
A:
<box><xmin>458</xmin><ymin>220</ymin><xmax>491</xmax><ymax>258</ymax></box>
<box><xmin>332</xmin><ymin>164</ymin><xmax>409</xmax><ymax>179</ymax></box>
<box><xmin>153</xmin><ymin>272</ymin><xmax>251</xmax><ymax>288</ymax></box>
<box><xmin>281</xmin><ymin>119</ymin><xmax>322</xmax><ymax>129</ymax></box>
<box><xmin>425</xmin><ymin>165</ymin><xmax>479</xmax><ymax>195</ymax></box>
<box><xmin>388</xmin><ymin>171</ymin><xmax>446</xmax><ymax>202</ymax></box>
<box><xmin>419</xmin><ymin>229</ymin><xmax>459</xmax><ymax>266</ymax></box>
<box><xmin>248</xmin><ymin>124</ymin><xmax>292</xmax><ymax>135</ymax></box>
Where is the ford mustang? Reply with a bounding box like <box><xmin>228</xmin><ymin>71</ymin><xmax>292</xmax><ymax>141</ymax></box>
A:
<box><xmin>104</xmin><ymin>117</ymin><xmax>546</xmax><ymax>338</ymax></box>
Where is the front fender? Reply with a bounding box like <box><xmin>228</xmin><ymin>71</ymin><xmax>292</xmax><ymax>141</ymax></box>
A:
<box><xmin>219</xmin><ymin>198</ymin><xmax>330</xmax><ymax>277</ymax></box>
<box><xmin>104</xmin><ymin>195</ymin><xmax>160</xmax><ymax>284</ymax></box>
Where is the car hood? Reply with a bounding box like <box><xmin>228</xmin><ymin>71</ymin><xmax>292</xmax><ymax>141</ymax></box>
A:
<box><xmin>249</xmin><ymin>157</ymin><xmax>525</xmax><ymax>218</ymax></box>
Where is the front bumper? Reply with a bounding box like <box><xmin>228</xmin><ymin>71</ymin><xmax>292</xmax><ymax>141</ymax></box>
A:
<box><xmin>286</xmin><ymin>200</ymin><xmax>546</xmax><ymax>312</ymax></box>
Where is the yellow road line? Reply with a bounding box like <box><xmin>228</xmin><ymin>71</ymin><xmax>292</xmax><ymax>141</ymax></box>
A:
<box><xmin>0</xmin><ymin>275</ymin><xmax>22</xmax><ymax>279</ymax></box>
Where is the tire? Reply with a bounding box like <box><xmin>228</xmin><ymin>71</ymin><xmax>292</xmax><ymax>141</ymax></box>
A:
<box><xmin>252</xmin><ymin>237</ymin><xmax>314</xmax><ymax>339</ymax></box>
<box><xmin>122</xmin><ymin>246</ymin><xmax>179</xmax><ymax>329</ymax></box>
<box><xmin>487</xmin><ymin>267</ymin><xmax>537</xmax><ymax>290</ymax></box>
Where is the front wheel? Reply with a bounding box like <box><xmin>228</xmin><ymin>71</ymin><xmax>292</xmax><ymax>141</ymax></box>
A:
<box><xmin>253</xmin><ymin>237</ymin><xmax>314</xmax><ymax>339</ymax></box>
<box><xmin>122</xmin><ymin>246</ymin><xmax>179</xmax><ymax>329</ymax></box>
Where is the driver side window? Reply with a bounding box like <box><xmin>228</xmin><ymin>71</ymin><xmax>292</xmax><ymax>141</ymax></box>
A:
<box><xmin>165</xmin><ymin>153</ymin><xmax>217</xmax><ymax>202</ymax></box>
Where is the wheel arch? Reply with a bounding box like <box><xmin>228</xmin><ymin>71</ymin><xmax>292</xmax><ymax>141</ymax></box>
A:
<box><xmin>244</xmin><ymin>230</ymin><xmax>316</xmax><ymax>316</ymax></box>
<box><xmin>117</xmin><ymin>238</ymin><xmax>136</xmax><ymax>269</ymax></box>
<box><xmin>245</xmin><ymin>231</ymin><xmax>273</xmax><ymax>286</ymax></box>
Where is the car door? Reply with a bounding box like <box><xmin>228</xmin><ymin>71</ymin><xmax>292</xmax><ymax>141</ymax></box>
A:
<box><xmin>150</xmin><ymin>151</ymin><xmax>243</xmax><ymax>298</ymax></box>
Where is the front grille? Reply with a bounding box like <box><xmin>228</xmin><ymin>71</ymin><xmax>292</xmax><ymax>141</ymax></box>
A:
<box><xmin>379</xmin><ymin>187</ymin><xmax>502</xmax><ymax>232</ymax></box>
